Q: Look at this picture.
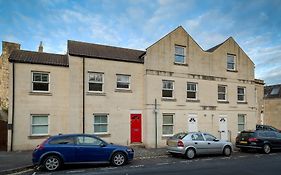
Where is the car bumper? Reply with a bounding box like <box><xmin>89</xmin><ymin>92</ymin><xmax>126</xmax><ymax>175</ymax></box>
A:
<box><xmin>236</xmin><ymin>144</ymin><xmax>262</xmax><ymax>149</ymax></box>
<box><xmin>167</xmin><ymin>146</ymin><xmax>185</xmax><ymax>155</ymax></box>
<box><xmin>127</xmin><ymin>150</ymin><xmax>134</xmax><ymax>161</ymax></box>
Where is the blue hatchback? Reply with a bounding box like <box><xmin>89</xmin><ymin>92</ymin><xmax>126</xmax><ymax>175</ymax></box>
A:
<box><xmin>32</xmin><ymin>134</ymin><xmax>134</xmax><ymax>171</ymax></box>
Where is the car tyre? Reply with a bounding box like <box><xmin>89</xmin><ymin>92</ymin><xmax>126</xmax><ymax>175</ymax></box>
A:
<box><xmin>223</xmin><ymin>146</ymin><xmax>232</xmax><ymax>156</ymax></box>
<box><xmin>43</xmin><ymin>155</ymin><xmax>62</xmax><ymax>171</ymax></box>
<box><xmin>111</xmin><ymin>152</ymin><xmax>127</xmax><ymax>166</ymax></box>
<box><xmin>263</xmin><ymin>144</ymin><xmax>271</xmax><ymax>154</ymax></box>
<box><xmin>186</xmin><ymin>148</ymin><xmax>196</xmax><ymax>159</ymax></box>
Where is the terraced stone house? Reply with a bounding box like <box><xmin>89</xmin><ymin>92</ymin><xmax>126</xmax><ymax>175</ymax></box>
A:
<box><xmin>5</xmin><ymin>26</ymin><xmax>264</xmax><ymax>150</ymax></box>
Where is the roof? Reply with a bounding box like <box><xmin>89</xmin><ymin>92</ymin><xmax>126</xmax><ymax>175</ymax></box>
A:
<box><xmin>206</xmin><ymin>37</ymin><xmax>231</xmax><ymax>52</ymax></box>
<box><xmin>9</xmin><ymin>50</ymin><xmax>68</xmax><ymax>67</ymax></box>
<box><xmin>68</xmin><ymin>40</ymin><xmax>145</xmax><ymax>63</ymax></box>
<box><xmin>264</xmin><ymin>84</ymin><xmax>281</xmax><ymax>99</ymax></box>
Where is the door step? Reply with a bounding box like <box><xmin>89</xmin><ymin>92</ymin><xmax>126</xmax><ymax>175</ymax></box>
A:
<box><xmin>130</xmin><ymin>143</ymin><xmax>145</xmax><ymax>148</ymax></box>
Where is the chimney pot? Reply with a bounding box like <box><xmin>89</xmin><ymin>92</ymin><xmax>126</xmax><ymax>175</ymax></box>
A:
<box><xmin>38</xmin><ymin>41</ymin><xmax>43</xmax><ymax>52</ymax></box>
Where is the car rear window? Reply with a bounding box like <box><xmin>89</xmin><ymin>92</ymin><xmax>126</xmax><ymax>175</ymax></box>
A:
<box><xmin>240</xmin><ymin>132</ymin><xmax>255</xmax><ymax>138</ymax></box>
<box><xmin>172</xmin><ymin>133</ymin><xmax>187</xmax><ymax>139</ymax></box>
<box><xmin>49</xmin><ymin>136</ymin><xmax>75</xmax><ymax>145</ymax></box>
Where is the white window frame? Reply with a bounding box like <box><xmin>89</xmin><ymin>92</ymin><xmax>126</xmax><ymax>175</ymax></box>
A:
<box><xmin>32</xmin><ymin>72</ymin><xmax>50</xmax><ymax>92</ymax></box>
<box><xmin>218</xmin><ymin>85</ymin><xmax>227</xmax><ymax>101</ymax></box>
<box><xmin>174</xmin><ymin>45</ymin><xmax>186</xmax><ymax>64</ymax></box>
<box><xmin>93</xmin><ymin>114</ymin><xmax>109</xmax><ymax>134</ymax></box>
<box><xmin>227</xmin><ymin>54</ymin><xmax>236</xmax><ymax>71</ymax></box>
<box><xmin>88</xmin><ymin>72</ymin><xmax>104</xmax><ymax>92</ymax></box>
<box><xmin>187</xmin><ymin>82</ymin><xmax>198</xmax><ymax>100</ymax></box>
<box><xmin>238</xmin><ymin>114</ymin><xmax>246</xmax><ymax>132</ymax></box>
<box><xmin>237</xmin><ymin>86</ymin><xmax>246</xmax><ymax>102</ymax></box>
<box><xmin>162</xmin><ymin>114</ymin><xmax>174</xmax><ymax>136</ymax></box>
<box><xmin>162</xmin><ymin>80</ymin><xmax>174</xmax><ymax>98</ymax></box>
<box><xmin>30</xmin><ymin>114</ymin><xmax>49</xmax><ymax>136</ymax></box>
<box><xmin>116</xmin><ymin>74</ymin><xmax>130</xmax><ymax>90</ymax></box>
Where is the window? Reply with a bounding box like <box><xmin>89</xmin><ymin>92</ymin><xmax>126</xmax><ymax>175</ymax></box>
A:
<box><xmin>270</xmin><ymin>86</ymin><xmax>280</xmax><ymax>95</ymax></box>
<box><xmin>175</xmin><ymin>45</ymin><xmax>185</xmax><ymax>64</ymax></box>
<box><xmin>32</xmin><ymin>72</ymin><xmax>49</xmax><ymax>92</ymax></box>
<box><xmin>116</xmin><ymin>74</ymin><xmax>130</xmax><ymax>89</ymax></box>
<box><xmin>31</xmin><ymin>115</ymin><xmax>48</xmax><ymax>135</ymax></box>
<box><xmin>227</xmin><ymin>54</ymin><xmax>236</xmax><ymax>70</ymax></box>
<box><xmin>77</xmin><ymin>136</ymin><xmax>102</xmax><ymax>145</ymax></box>
<box><xmin>187</xmin><ymin>82</ymin><xmax>197</xmax><ymax>99</ymax></box>
<box><xmin>238</xmin><ymin>114</ymin><xmax>245</xmax><ymax>132</ymax></box>
<box><xmin>237</xmin><ymin>87</ymin><xmax>246</xmax><ymax>102</ymax></box>
<box><xmin>162</xmin><ymin>114</ymin><xmax>173</xmax><ymax>135</ymax></box>
<box><xmin>49</xmin><ymin>137</ymin><xmax>75</xmax><ymax>145</ymax></box>
<box><xmin>162</xmin><ymin>80</ymin><xmax>174</xmax><ymax>98</ymax></box>
<box><xmin>191</xmin><ymin>133</ymin><xmax>204</xmax><ymax>141</ymax></box>
<box><xmin>203</xmin><ymin>133</ymin><xmax>216</xmax><ymax>141</ymax></box>
<box><xmin>93</xmin><ymin>114</ymin><xmax>108</xmax><ymax>133</ymax></box>
<box><xmin>218</xmin><ymin>85</ymin><xmax>227</xmax><ymax>101</ymax></box>
<box><xmin>89</xmin><ymin>72</ymin><xmax>104</xmax><ymax>92</ymax></box>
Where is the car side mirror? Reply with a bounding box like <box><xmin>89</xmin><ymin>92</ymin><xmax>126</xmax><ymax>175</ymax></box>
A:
<box><xmin>213</xmin><ymin>138</ymin><xmax>219</xmax><ymax>142</ymax></box>
<box><xmin>100</xmin><ymin>142</ymin><xmax>106</xmax><ymax>147</ymax></box>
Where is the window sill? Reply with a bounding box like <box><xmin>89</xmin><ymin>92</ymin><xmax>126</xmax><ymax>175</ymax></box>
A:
<box><xmin>28</xmin><ymin>135</ymin><xmax>50</xmax><ymax>139</ymax></box>
<box><xmin>186</xmin><ymin>99</ymin><xmax>200</xmax><ymax>103</ymax></box>
<box><xmin>87</xmin><ymin>92</ymin><xmax>106</xmax><ymax>96</ymax></box>
<box><xmin>29</xmin><ymin>92</ymin><xmax>52</xmax><ymax>96</ymax></box>
<box><xmin>94</xmin><ymin>133</ymin><xmax>111</xmax><ymax>137</ymax></box>
<box><xmin>217</xmin><ymin>100</ymin><xmax>229</xmax><ymax>104</ymax></box>
<box><xmin>174</xmin><ymin>63</ymin><xmax>188</xmax><ymax>67</ymax></box>
<box><xmin>161</xmin><ymin>98</ymin><xmax>177</xmax><ymax>102</ymax></box>
<box><xmin>237</xmin><ymin>101</ymin><xmax>248</xmax><ymax>104</ymax></box>
<box><xmin>227</xmin><ymin>69</ymin><xmax>238</xmax><ymax>73</ymax></box>
<box><xmin>115</xmin><ymin>89</ymin><xmax>132</xmax><ymax>93</ymax></box>
<box><xmin>162</xmin><ymin>135</ymin><xmax>173</xmax><ymax>138</ymax></box>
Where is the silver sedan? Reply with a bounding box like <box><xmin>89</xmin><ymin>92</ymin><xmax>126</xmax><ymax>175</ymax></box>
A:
<box><xmin>166</xmin><ymin>132</ymin><xmax>233</xmax><ymax>159</ymax></box>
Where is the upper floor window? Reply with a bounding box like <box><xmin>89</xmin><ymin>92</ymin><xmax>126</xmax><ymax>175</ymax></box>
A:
<box><xmin>32</xmin><ymin>72</ymin><xmax>49</xmax><ymax>92</ymax></box>
<box><xmin>175</xmin><ymin>45</ymin><xmax>185</xmax><ymax>64</ymax></box>
<box><xmin>227</xmin><ymin>54</ymin><xmax>236</xmax><ymax>70</ymax></box>
<box><xmin>93</xmin><ymin>114</ymin><xmax>108</xmax><ymax>134</ymax></box>
<box><xmin>162</xmin><ymin>80</ymin><xmax>174</xmax><ymax>98</ymax></box>
<box><xmin>218</xmin><ymin>85</ymin><xmax>227</xmax><ymax>101</ymax></box>
<box><xmin>187</xmin><ymin>82</ymin><xmax>197</xmax><ymax>99</ymax></box>
<box><xmin>116</xmin><ymin>74</ymin><xmax>130</xmax><ymax>89</ymax></box>
<box><xmin>237</xmin><ymin>87</ymin><xmax>246</xmax><ymax>102</ymax></box>
<box><xmin>89</xmin><ymin>72</ymin><xmax>104</xmax><ymax>92</ymax></box>
<box><xmin>31</xmin><ymin>115</ymin><xmax>49</xmax><ymax>136</ymax></box>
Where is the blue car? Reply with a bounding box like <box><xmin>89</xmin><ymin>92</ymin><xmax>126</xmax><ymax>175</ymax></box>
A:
<box><xmin>32</xmin><ymin>134</ymin><xmax>134</xmax><ymax>171</ymax></box>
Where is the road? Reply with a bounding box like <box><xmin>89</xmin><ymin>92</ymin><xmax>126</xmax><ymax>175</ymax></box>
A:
<box><xmin>15</xmin><ymin>151</ymin><xmax>281</xmax><ymax>175</ymax></box>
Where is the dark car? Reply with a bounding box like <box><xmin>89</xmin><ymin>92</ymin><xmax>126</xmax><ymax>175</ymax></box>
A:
<box><xmin>236</xmin><ymin>130</ymin><xmax>281</xmax><ymax>154</ymax></box>
<box><xmin>32</xmin><ymin>134</ymin><xmax>134</xmax><ymax>171</ymax></box>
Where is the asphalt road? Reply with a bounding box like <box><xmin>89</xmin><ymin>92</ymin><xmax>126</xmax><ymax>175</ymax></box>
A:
<box><xmin>15</xmin><ymin>151</ymin><xmax>281</xmax><ymax>175</ymax></box>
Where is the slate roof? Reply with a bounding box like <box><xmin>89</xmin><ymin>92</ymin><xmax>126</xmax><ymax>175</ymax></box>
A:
<box><xmin>264</xmin><ymin>84</ymin><xmax>281</xmax><ymax>99</ymax></box>
<box><xmin>206</xmin><ymin>37</ymin><xmax>232</xmax><ymax>52</ymax></box>
<box><xmin>68</xmin><ymin>40</ymin><xmax>145</xmax><ymax>63</ymax></box>
<box><xmin>9</xmin><ymin>50</ymin><xmax>68</xmax><ymax>67</ymax></box>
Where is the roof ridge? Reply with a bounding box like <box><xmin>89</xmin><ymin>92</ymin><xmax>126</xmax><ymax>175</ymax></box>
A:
<box><xmin>13</xmin><ymin>49</ymin><xmax>66</xmax><ymax>56</ymax></box>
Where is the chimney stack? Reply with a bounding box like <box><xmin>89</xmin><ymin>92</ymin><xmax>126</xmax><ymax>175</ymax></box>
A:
<box><xmin>38</xmin><ymin>41</ymin><xmax>43</xmax><ymax>52</ymax></box>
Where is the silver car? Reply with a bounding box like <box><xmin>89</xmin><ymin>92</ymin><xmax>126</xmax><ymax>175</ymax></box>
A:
<box><xmin>167</xmin><ymin>132</ymin><xmax>233</xmax><ymax>159</ymax></box>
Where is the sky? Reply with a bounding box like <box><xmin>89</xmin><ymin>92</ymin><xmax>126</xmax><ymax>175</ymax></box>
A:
<box><xmin>0</xmin><ymin>0</ymin><xmax>281</xmax><ymax>85</ymax></box>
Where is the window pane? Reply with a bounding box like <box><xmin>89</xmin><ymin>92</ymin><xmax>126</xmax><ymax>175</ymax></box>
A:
<box><xmin>163</xmin><ymin>81</ymin><xmax>173</xmax><ymax>89</ymax></box>
<box><xmin>238</xmin><ymin>95</ymin><xmax>244</xmax><ymax>101</ymax></box>
<box><xmin>117</xmin><ymin>75</ymin><xmax>129</xmax><ymax>82</ymax></box>
<box><xmin>238</xmin><ymin>124</ymin><xmax>244</xmax><ymax>132</ymax></box>
<box><xmin>175</xmin><ymin>55</ymin><xmax>184</xmax><ymax>63</ymax></box>
<box><xmin>162</xmin><ymin>90</ymin><xmax>173</xmax><ymax>98</ymax></box>
<box><xmin>163</xmin><ymin>125</ymin><xmax>173</xmax><ymax>135</ymax></box>
<box><xmin>41</xmin><ymin>74</ymin><xmax>49</xmax><ymax>82</ymax></box>
<box><xmin>49</xmin><ymin>137</ymin><xmax>74</xmax><ymax>145</ymax></box>
<box><xmin>227</xmin><ymin>55</ymin><xmax>234</xmax><ymax>63</ymax></box>
<box><xmin>77</xmin><ymin>136</ymin><xmax>102</xmax><ymax>145</ymax></box>
<box><xmin>33</xmin><ymin>83</ymin><xmax>49</xmax><ymax>91</ymax></box>
<box><xmin>33</xmin><ymin>73</ymin><xmax>41</xmax><ymax>81</ymax></box>
<box><xmin>117</xmin><ymin>82</ymin><xmax>129</xmax><ymax>89</ymax></box>
<box><xmin>187</xmin><ymin>83</ymin><xmax>196</xmax><ymax>91</ymax></box>
<box><xmin>238</xmin><ymin>87</ymin><xmax>245</xmax><ymax>94</ymax></box>
<box><xmin>218</xmin><ymin>86</ymin><xmax>225</xmax><ymax>93</ymax></box>
<box><xmin>32</xmin><ymin>125</ymin><xmax>48</xmax><ymax>134</ymax></box>
<box><xmin>32</xmin><ymin>116</ymin><xmax>48</xmax><ymax>125</ymax></box>
<box><xmin>94</xmin><ymin>124</ymin><xmax>107</xmax><ymax>133</ymax></box>
<box><xmin>187</xmin><ymin>92</ymin><xmax>196</xmax><ymax>99</ymax></box>
<box><xmin>175</xmin><ymin>46</ymin><xmax>184</xmax><ymax>55</ymax></box>
<box><xmin>218</xmin><ymin>94</ymin><xmax>225</xmax><ymax>100</ymax></box>
<box><xmin>270</xmin><ymin>87</ymin><xmax>280</xmax><ymax>95</ymax></box>
<box><xmin>163</xmin><ymin>115</ymin><xmax>173</xmax><ymax>124</ymax></box>
<box><xmin>89</xmin><ymin>83</ymin><xmax>103</xmax><ymax>91</ymax></box>
<box><xmin>238</xmin><ymin>115</ymin><xmax>245</xmax><ymax>123</ymax></box>
<box><xmin>89</xmin><ymin>73</ymin><xmax>103</xmax><ymax>82</ymax></box>
<box><xmin>227</xmin><ymin>63</ymin><xmax>235</xmax><ymax>70</ymax></box>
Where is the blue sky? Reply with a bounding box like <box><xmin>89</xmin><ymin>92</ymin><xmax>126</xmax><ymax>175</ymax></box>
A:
<box><xmin>0</xmin><ymin>0</ymin><xmax>280</xmax><ymax>85</ymax></box>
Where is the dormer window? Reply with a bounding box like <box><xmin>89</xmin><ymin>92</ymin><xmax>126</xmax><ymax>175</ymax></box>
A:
<box><xmin>227</xmin><ymin>54</ymin><xmax>236</xmax><ymax>71</ymax></box>
<box><xmin>175</xmin><ymin>45</ymin><xmax>185</xmax><ymax>64</ymax></box>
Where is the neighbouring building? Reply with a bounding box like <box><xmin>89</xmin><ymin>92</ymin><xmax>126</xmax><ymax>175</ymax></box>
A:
<box><xmin>6</xmin><ymin>26</ymin><xmax>263</xmax><ymax>151</ymax></box>
<box><xmin>264</xmin><ymin>84</ymin><xmax>281</xmax><ymax>129</ymax></box>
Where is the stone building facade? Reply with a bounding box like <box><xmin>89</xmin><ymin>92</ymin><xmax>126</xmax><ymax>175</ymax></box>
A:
<box><xmin>6</xmin><ymin>26</ymin><xmax>263</xmax><ymax>150</ymax></box>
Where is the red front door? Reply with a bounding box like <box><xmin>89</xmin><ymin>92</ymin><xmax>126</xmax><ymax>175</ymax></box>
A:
<box><xmin>130</xmin><ymin>114</ymin><xmax>142</xmax><ymax>143</ymax></box>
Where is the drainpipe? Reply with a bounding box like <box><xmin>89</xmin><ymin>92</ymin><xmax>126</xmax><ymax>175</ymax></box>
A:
<box><xmin>82</xmin><ymin>57</ymin><xmax>85</xmax><ymax>134</ymax></box>
<box><xmin>154</xmin><ymin>99</ymin><xmax>158</xmax><ymax>148</ymax></box>
<box><xmin>10</xmin><ymin>62</ymin><xmax>15</xmax><ymax>151</ymax></box>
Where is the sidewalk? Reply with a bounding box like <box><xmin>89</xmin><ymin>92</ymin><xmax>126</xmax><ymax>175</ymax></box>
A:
<box><xmin>0</xmin><ymin>148</ymin><xmax>168</xmax><ymax>174</ymax></box>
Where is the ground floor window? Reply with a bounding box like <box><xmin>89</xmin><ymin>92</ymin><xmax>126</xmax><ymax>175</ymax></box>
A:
<box><xmin>162</xmin><ymin>114</ymin><xmax>174</xmax><ymax>136</ymax></box>
<box><xmin>31</xmin><ymin>115</ymin><xmax>49</xmax><ymax>135</ymax></box>
<box><xmin>238</xmin><ymin>114</ymin><xmax>246</xmax><ymax>132</ymax></box>
<box><xmin>93</xmin><ymin>114</ymin><xmax>108</xmax><ymax>133</ymax></box>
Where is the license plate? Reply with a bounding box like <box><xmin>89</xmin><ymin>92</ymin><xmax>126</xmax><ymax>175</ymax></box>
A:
<box><xmin>240</xmin><ymin>141</ymin><xmax>247</xmax><ymax>144</ymax></box>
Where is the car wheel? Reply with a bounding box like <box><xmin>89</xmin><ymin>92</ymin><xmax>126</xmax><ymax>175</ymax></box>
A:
<box><xmin>111</xmin><ymin>152</ymin><xmax>127</xmax><ymax>166</ymax></box>
<box><xmin>263</xmin><ymin>144</ymin><xmax>271</xmax><ymax>154</ymax></box>
<box><xmin>186</xmin><ymin>148</ymin><xmax>195</xmax><ymax>159</ymax></box>
<box><xmin>43</xmin><ymin>155</ymin><xmax>61</xmax><ymax>171</ymax></box>
<box><xmin>223</xmin><ymin>146</ymin><xmax>232</xmax><ymax>156</ymax></box>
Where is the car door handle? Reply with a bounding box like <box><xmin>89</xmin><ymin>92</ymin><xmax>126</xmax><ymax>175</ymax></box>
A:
<box><xmin>194</xmin><ymin>142</ymin><xmax>198</xmax><ymax>144</ymax></box>
<box><xmin>208</xmin><ymin>143</ymin><xmax>211</xmax><ymax>145</ymax></box>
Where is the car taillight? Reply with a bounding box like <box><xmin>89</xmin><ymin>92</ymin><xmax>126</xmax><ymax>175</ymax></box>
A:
<box><xmin>177</xmin><ymin>140</ymin><xmax>184</xmax><ymax>147</ymax></box>
<box><xmin>36</xmin><ymin>139</ymin><xmax>48</xmax><ymax>150</ymax></box>
<box><xmin>248</xmin><ymin>137</ymin><xmax>258</xmax><ymax>142</ymax></box>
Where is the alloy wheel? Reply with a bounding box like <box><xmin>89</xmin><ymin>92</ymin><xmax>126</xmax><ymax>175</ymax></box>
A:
<box><xmin>113</xmin><ymin>153</ymin><xmax>126</xmax><ymax>166</ymax></box>
<box><xmin>44</xmin><ymin>156</ymin><xmax>60</xmax><ymax>171</ymax></box>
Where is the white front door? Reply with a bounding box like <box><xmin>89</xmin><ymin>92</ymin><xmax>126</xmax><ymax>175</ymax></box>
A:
<box><xmin>188</xmin><ymin>114</ymin><xmax>198</xmax><ymax>132</ymax></box>
<box><xmin>218</xmin><ymin>115</ymin><xmax>228</xmax><ymax>140</ymax></box>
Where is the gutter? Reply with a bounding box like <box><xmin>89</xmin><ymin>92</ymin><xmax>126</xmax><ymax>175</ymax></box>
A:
<box><xmin>82</xmin><ymin>57</ymin><xmax>85</xmax><ymax>134</ymax></box>
<box><xmin>11</xmin><ymin>62</ymin><xmax>15</xmax><ymax>151</ymax></box>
